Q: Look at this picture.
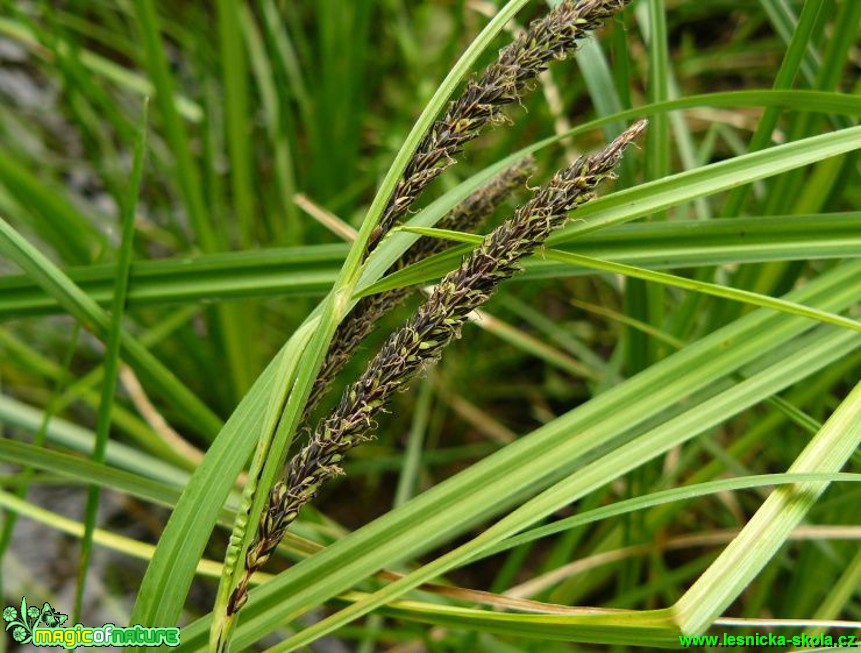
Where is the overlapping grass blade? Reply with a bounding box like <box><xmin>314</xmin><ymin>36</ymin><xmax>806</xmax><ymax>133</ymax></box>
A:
<box><xmin>0</xmin><ymin>393</ymin><xmax>189</xmax><ymax>486</ymax></box>
<box><xmin>175</xmin><ymin>260</ymin><xmax>861</xmax><ymax>652</ymax></box>
<box><xmin>271</xmin><ymin>321</ymin><xmax>859</xmax><ymax>651</ymax></box>
<box><xmin>675</xmin><ymin>378</ymin><xmax>861</xmax><ymax>634</ymax></box>
<box><xmin>0</xmin><ymin>217</ymin><xmax>221</xmax><ymax>438</ymax></box>
<box><xmin>128</xmin><ymin>0</ymin><xmax>537</xmax><ymax>635</ymax></box>
<box><xmin>0</xmin><ymin>490</ymin><xmax>231</xmax><ymax>580</ymax></box>
<box><xmin>393</xmin><ymin>226</ymin><xmax>861</xmax><ymax>333</ymax></box>
<box><xmin>0</xmin><ymin>15</ymin><xmax>202</xmax><ymax>121</ymax></box>
<box><xmin>3</xmin><ymin>3</ymin><xmax>859</xmax><ymax>649</ymax></box>
<box><xmin>721</xmin><ymin>0</ymin><xmax>825</xmax><ymax>218</ymax></box>
<box><xmin>485</xmin><ymin>473</ymin><xmax>861</xmax><ymax>557</ymax></box>
<box><xmin>0</xmin><ymin>90</ymin><xmax>857</xmax><ymax>317</ymax></box>
<box><xmin>75</xmin><ymin>105</ymin><xmax>147</xmax><ymax>620</ymax></box>
<box><xmin>0</xmin><ymin>440</ymin><xmax>188</xmax><ymax>508</ymax></box>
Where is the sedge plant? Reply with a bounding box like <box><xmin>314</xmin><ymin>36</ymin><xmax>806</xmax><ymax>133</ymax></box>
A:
<box><xmin>0</xmin><ymin>1</ymin><xmax>859</xmax><ymax>652</ymax></box>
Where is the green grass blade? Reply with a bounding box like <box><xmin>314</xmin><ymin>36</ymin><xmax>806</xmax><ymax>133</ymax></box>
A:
<box><xmin>132</xmin><ymin>0</ymin><xmax>216</xmax><ymax>252</ymax></box>
<box><xmin>675</xmin><ymin>378</ymin><xmax>861</xmax><ymax>634</ymax></box>
<box><xmin>133</xmin><ymin>0</ymin><xmax>256</xmax><ymax>399</ymax></box>
<box><xmin>240</xmin><ymin>5</ymin><xmax>300</xmax><ymax>242</ymax></box>
<box><xmin>0</xmin><ymin>490</ymin><xmax>231</xmax><ymax>581</ymax></box>
<box><xmin>0</xmin><ymin>324</ymin><xmax>82</xmax><ymax>590</ymax></box>
<box><xmin>722</xmin><ymin>0</ymin><xmax>824</xmax><ymax>218</ymax></box>
<box><xmin>758</xmin><ymin>0</ymin><xmax>823</xmax><ymax>87</ymax></box>
<box><xmin>393</xmin><ymin>380</ymin><xmax>434</xmax><ymax>508</ymax></box>
<box><xmin>267</xmin><ymin>309</ymin><xmax>861</xmax><ymax>651</ymax></box>
<box><xmin>380</xmin><ymin>602</ymin><xmax>679</xmax><ymax>648</ymax></box>
<box><xmin>0</xmin><ymin>216</ymin><xmax>222</xmax><ymax>438</ymax></box>
<box><xmin>362</xmin><ymin>212</ymin><xmax>861</xmax><ymax>294</ymax></box>
<box><xmin>0</xmin><ymin>439</ymin><xmax>189</xmax><ymax>510</ymax></box>
<box><xmin>0</xmin><ymin>394</ymin><xmax>189</xmax><ymax>486</ymax></box>
<box><xmin>0</xmin><ymin>154</ymin><xmax>104</xmax><ymax>264</ymax></box>
<box><xmin>128</xmin><ymin>317</ymin><xmax>318</xmax><ymax>632</ymax></box>
<box><xmin>5</xmin><ymin>208</ymin><xmax>861</xmax><ymax>318</ymax></box>
<box><xmin>0</xmin><ymin>244</ymin><xmax>343</xmax><ymax>318</ymax></box>
<box><xmin>130</xmin><ymin>0</ymin><xmax>542</xmax><ymax>626</ymax></box>
<box><xmin>549</xmin><ymin>125</ymin><xmax>861</xmax><ymax>244</ymax></box>
<box><xmin>0</xmin><ymin>15</ymin><xmax>202</xmax><ymax>122</ymax></box>
<box><xmin>395</xmin><ymin>227</ymin><xmax>861</xmax><ymax>333</ymax></box>
<box><xmin>174</xmin><ymin>261</ymin><xmax>861</xmax><ymax>652</ymax></box>
<box><xmin>74</xmin><ymin>104</ymin><xmax>147</xmax><ymax>621</ymax></box>
<box><xmin>217</xmin><ymin>0</ymin><xmax>255</xmax><ymax>248</ymax></box>
<box><xmin>484</xmin><ymin>473</ymin><xmax>861</xmax><ymax>557</ymax></box>
<box><xmin>209</xmin><ymin>327</ymin><xmax>316</xmax><ymax>650</ymax></box>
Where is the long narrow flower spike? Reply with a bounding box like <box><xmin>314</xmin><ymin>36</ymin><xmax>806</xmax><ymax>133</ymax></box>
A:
<box><xmin>366</xmin><ymin>0</ymin><xmax>632</xmax><ymax>255</ymax></box>
<box><xmin>305</xmin><ymin>156</ymin><xmax>536</xmax><ymax>415</ymax></box>
<box><xmin>229</xmin><ymin>121</ymin><xmax>647</xmax><ymax>614</ymax></box>
<box><xmin>308</xmin><ymin>0</ymin><xmax>634</xmax><ymax>423</ymax></box>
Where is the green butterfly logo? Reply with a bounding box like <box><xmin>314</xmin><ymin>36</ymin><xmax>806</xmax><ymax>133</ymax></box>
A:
<box><xmin>40</xmin><ymin>603</ymin><xmax>68</xmax><ymax>628</ymax></box>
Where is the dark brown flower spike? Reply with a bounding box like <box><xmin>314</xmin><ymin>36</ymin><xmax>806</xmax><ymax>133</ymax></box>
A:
<box><xmin>366</xmin><ymin>0</ymin><xmax>632</xmax><ymax>256</ymax></box>
<box><xmin>228</xmin><ymin>120</ymin><xmax>647</xmax><ymax>614</ymax></box>
<box><xmin>305</xmin><ymin>156</ymin><xmax>536</xmax><ymax>415</ymax></box>
<box><xmin>307</xmin><ymin>0</ymin><xmax>633</xmax><ymax>440</ymax></box>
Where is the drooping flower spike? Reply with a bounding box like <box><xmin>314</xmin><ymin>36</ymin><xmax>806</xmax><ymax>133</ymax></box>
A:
<box><xmin>309</xmin><ymin>0</ymin><xmax>633</xmax><ymax>418</ymax></box>
<box><xmin>229</xmin><ymin>120</ymin><xmax>647</xmax><ymax>613</ymax></box>
<box><xmin>367</xmin><ymin>0</ymin><xmax>633</xmax><ymax>256</ymax></box>
<box><xmin>306</xmin><ymin>156</ymin><xmax>536</xmax><ymax>414</ymax></box>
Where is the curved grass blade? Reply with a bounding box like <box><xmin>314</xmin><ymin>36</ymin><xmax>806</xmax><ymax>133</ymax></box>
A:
<box><xmin>483</xmin><ymin>472</ymin><xmax>861</xmax><ymax>558</ymax></box>
<box><xmin>363</xmin><ymin>212</ymin><xmax>861</xmax><ymax>294</ymax></box>
<box><xmin>1</xmin><ymin>90</ymin><xmax>858</xmax><ymax>319</ymax></box>
<box><xmin>675</xmin><ymin>378</ymin><xmax>861</xmax><ymax>635</ymax></box>
<box><xmin>0</xmin><ymin>490</ymin><xmax>250</xmax><ymax>583</ymax></box>
<box><xmin>0</xmin><ymin>439</ymin><xmax>188</xmax><ymax>509</ymax></box>
<box><xmin>0</xmin><ymin>16</ymin><xmax>202</xmax><ymax>121</ymax></box>
<box><xmin>270</xmin><ymin>323</ymin><xmax>860</xmax><ymax>651</ymax></box>
<box><xmin>397</xmin><ymin>226</ymin><xmax>861</xmax><ymax>333</ymax></box>
<box><xmin>0</xmin><ymin>393</ymin><xmax>191</xmax><ymax>486</ymax></box>
<box><xmin>128</xmin><ymin>317</ymin><xmax>318</xmax><ymax>631</ymax></box>
<box><xmin>130</xmin><ymin>0</ymin><xmax>540</xmax><ymax>633</ymax></box>
<box><xmin>174</xmin><ymin>260</ymin><xmax>861</xmax><ymax>652</ymax></box>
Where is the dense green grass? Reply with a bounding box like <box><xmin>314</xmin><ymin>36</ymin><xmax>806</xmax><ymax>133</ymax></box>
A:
<box><xmin>0</xmin><ymin>1</ymin><xmax>859</xmax><ymax>651</ymax></box>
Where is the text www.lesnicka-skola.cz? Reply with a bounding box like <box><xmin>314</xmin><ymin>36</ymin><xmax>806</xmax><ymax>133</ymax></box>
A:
<box><xmin>679</xmin><ymin>632</ymin><xmax>858</xmax><ymax>648</ymax></box>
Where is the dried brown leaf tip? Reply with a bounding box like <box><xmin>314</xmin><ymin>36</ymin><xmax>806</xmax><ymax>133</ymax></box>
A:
<box><xmin>367</xmin><ymin>0</ymin><xmax>632</xmax><ymax>255</ymax></box>
<box><xmin>228</xmin><ymin>121</ymin><xmax>646</xmax><ymax>613</ymax></box>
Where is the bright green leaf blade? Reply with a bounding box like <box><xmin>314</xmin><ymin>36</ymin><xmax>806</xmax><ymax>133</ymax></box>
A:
<box><xmin>175</xmin><ymin>260</ymin><xmax>861</xmax><ymax>652</ymax></box>
<box><xmin>676</xmin><ymin>378</ymin><xmax>861</xmax><ymax>635</ymax></box>
<box><xmin>273</xmin><ymin>322</ymin><xmax>860</xmax><ymax>651</ymax></box>
<box><xmin>75</xmin><ymin>103</ymin><xmax>148</xmax><ymax>620</ymax></box>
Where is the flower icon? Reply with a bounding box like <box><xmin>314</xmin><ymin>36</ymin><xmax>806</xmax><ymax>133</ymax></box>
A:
<box><xmin>5</xmin><ymin>598</ymin><xmax>37</xmax><ymax>643</ymax></box>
